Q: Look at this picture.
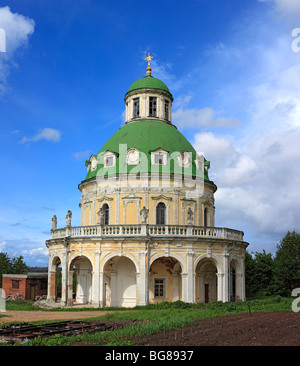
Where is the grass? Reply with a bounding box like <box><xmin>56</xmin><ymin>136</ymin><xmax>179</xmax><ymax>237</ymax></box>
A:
<box><xmin>1</xmin><ymin>297</ymin><xmax>294</xmax><ymax>346</ymax></box>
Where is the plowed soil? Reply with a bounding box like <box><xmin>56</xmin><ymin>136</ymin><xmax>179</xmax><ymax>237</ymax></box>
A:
<box><xmin>133</xmin><ymin>312</ymin><xmax>300</xmax><ymax>346</ymax></box>
<box><xmin>1</xmin><ymin>310</ymin><xmax>299</xmax><ymax>346</ymax></box>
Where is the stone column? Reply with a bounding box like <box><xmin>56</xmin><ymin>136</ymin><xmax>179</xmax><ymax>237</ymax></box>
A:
<box><xmin>66</xmin><ymin>270</ymin><xmax>73</xmax><ymax>306</ymax></box>
<box><xmin>172</xmin><ymin>272</ymin><xmax>180</xmax><ymax>301</ymax></box>
<box><xmin>137</xmin><ymin>249</ymin><xmax>147</xmax><ymax>306</ymax></box>
<box><xmin>217</xmin><ymin>273</ymin><xmax>224</xmax><ymax>302</ymax></box>
<box><xmin>92</xmin><ymin>250</ymin><xmax>101</xmax><ymax>307</ymax></box>
<box><xmin>99</xmin><ymin>271</ymin><xmax>104</xmax><ymax>307</ymax></box>
<box><xmin>182</xmin><ymin>251</ymin><xmax>195</xmax><ymax>303</ymax></box>
<box><xmin>61</xmin><ymin>257</ymin><xmax>67</xmax><ymax>306</ymax></box>
<box><xmin>223</xmin><ymin>253</ymin><xmax>229</xmax><ymax>302</ymax></box>
<box><xmin>110</xmin><ymin>271</ymin><xmax>117</xmax><ymax>307</ymax></box>
<box><xmin>181</xmin><ymin>273</ymin><xmax>188</xmax><ymax>302</ymax></box>
<box><xmin>47</xmin><ymin>270</ymin><xmax>57</xmax><ymax>303</ymax></box>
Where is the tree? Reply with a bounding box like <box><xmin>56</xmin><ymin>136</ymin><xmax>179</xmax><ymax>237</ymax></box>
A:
<box><xmin>0</xmin><ymin>253</ymin><xmax>28</xmax><ymax>287</ymax></box>
<box><xmin>273</xmin><ymin>230</ymin><xmax>300</xmax><ymax>296</ymax></box>
<box><xmin>252</xmin><ymin>250</ymin><xmax>274</xmax><ymax>296</ymax></box>
<box><xmin>245</xmin><ymin>251</ymin><xmax>257</xmax><ymax>297</ymax></box>
<box><xmin>245</xmin><ymin>250</ymin><xmax>274</xmax><ymax>297</ymax></box>
<box><xmin>11</xmin><ymin>256</ymin><xmax>28</xmax><ymax>274</ymax></box>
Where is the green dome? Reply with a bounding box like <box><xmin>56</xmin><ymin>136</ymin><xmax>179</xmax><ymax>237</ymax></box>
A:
<box><xmin>85</xmin><ymin>121</ymin><xmax>209</xmax><ymax>181</ymax></box>
<box><xmin>127</xmin><ymin>76</ymin><xmax>170</xmax><ymax>93</ymax></box>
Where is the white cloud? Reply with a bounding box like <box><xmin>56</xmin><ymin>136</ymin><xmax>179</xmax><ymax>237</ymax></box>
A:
<box><xmin>73</xmin><ymin>149</ymin><xmax>91</xmax><ymax>160</ymax></box>
<box><xmin>173</xmin><ymin>107</ymin><xmax>240</xmax><ymax>129</ymax></box>
<box><xmin>258</xmin><ymin>0</ymin><xmax>300</xmax><ymax>22</ymax></box>
<box><xmin>0</xmin><ymin>241</ymin><xmax>6</xmax><ymax>252</ymax></box>
<box><xmin>193</xmin><ymin>127</ymin><xmax>300</xmax><ymax>239</ymax></box>
<box><xmin>0</xmin><ymin>6</ymin><xmax>35</xmax><ymax>92</ymax></box>
<box><xmin>193</xmin><ymin>132</ymin><xmax>237</xmax><ymax>169</ymax></box>
<box><xmin>19</xmin><ymin>128</ymin><xmax>61</xmax><ymax>144</ymax></box>
<box><xmin>22</xmin><ymin>247</ymin><xmax>48</xmax><ymax>257</ymax></box>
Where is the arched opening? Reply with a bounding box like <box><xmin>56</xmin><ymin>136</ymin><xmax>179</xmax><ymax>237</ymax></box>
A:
<box><xmin>204</xmin><ymin>207</ymin><xmax>208</xmax><ymax>227</ymax></box>
<box><xmin>156</xmin><ymin>202</ymin><xmax>166</xmax><ymax>225</ymax></box>
<box><xmin>230</xmin><ymin>258</ymin><xmax>241</xmax><ymax>301</ymax></box>
<box><xmin>196</xmin><ymin>259</ymin><xmax>217</xmax><ymax>303</ymax></box>
<box><xmin>48</xmin><ymin>256</ymin><xmax>62</xmax><ymax>303</ymax></box>
<box><xmin>103</xmin><ymin>256</ymin><xmax>137</xmax><ymax>308</ymax></box>
<box><xmin>69</xmin><ymin>256</ymin><xmax>93</xmax><ymax>305</ymax></box>
<box><xmin>149</xmin><ymin>256</ymin><xmax>182</xmax><ymax>303</ymax></box>
<box><xmin>230</xmin><ymin>265</ymin><xmax>236</xmax><ymax>301</ymax></box>
<box><xmin>102</xmin><ymin>203</ymin><xmax>109</xmax><ymax>225</ymax></box>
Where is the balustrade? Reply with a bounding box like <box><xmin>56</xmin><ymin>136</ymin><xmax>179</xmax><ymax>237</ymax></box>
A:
<box><xmin>51</xmin><ymin>224</ymin><xmax>243</xmax><ymax>241</ymax></box>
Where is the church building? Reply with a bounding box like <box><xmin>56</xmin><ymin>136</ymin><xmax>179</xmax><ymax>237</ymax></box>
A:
<box><xmin>46</xmin><ymin>55</ymin><xmax>248</xmax><ymax>307</ymax></box>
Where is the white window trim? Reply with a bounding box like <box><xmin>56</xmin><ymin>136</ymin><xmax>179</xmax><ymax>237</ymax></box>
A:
<box><xmin>126</xmin><ymin>148</ymin><xmax>140</xmax><ymax>165</ymax></box>
<box><xmin>177</xmin><ymin>151</ymin><xmax>191</xmax><ymax>168</ymax></box>
<box><xmin>103</xmin><ymin>151</ymin><xmax>116</xmax><ymax>167</ymax></box>
<box><xmin>195</xmin><ymin>155</ymin><xmax>204</xmax><ymax>171</ymax></box>
<box><xmin>151</xmin><ymin>148</ymin><xmax>168</xmax><ymax>166</ymax></box>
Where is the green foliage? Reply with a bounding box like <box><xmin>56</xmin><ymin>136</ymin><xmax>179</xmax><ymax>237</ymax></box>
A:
<box><xmin>0</xmin><ymin>253</ymin><xmax>28</xmax><ymax>287</ymax></box>
<box><xmin>245</xmin><ymin>250</ymin><xmax>274</xmax><ymax>297</ymax></box>
<box><xmin>273</xmin><ymin>230</ymin><xmax>300</xmax><ymax>296</ymax></box>
<box><xmin>245</xmin><ymin>230</ymin><xmax>300</xmax><ymax>298</ymax></box>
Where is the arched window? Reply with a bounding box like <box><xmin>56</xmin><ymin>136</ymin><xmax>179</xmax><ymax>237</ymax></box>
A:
<box><xmin>102</xmin><ymin>203</ymin><xmax>109</xmax><ymax>225</ymax></box>
<box><xmin>204</xmin><ymin>207</ymin><xmax>208</xmax><ymax>227</ymax></box>
<box><xmin>156</xmin><ymin>202</ymin><xmax>166</xmax><ymax>225</ymax></box>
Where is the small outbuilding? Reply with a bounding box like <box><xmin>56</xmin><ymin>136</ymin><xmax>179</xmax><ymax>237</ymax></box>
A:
<box><xmin>2</xmin><ymin>273</ymin><xmax>48</xmax><ymax>300</ymax></box>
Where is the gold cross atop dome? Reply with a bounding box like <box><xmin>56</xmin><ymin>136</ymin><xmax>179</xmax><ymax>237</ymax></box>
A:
<box><xmin>145</xmin><ymin>52</ymin><xmax>153</xmax><ymax>66</ymax></box>
<box><xmin>145</xmin><ymin>52</ymin><xmax>153</xmax><ymax>76</ymax></box>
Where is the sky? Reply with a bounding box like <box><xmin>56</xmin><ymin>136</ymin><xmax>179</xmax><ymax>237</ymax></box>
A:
<box><xmin>0</xmin><ymin>0</ymin><xmax>299</xmax><ymax>266</ymax></box>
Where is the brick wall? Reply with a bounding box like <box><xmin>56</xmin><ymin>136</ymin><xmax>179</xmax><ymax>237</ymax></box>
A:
<box><xmin>2</xmin><ymin>276</ymin><xmax>27</xmax><ymax>299</ymax></box>
<box><xmin>2</xmin><ymin>275</ymin><xmax>48</xmax><ymax>300</ymax></box>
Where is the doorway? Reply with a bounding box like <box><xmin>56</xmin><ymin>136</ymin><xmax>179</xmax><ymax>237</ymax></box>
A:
<box><xmin>30</xmin><ymin>285</ymin><xmax>36</xmax><ymax>300</ymax></box>
<box><xmin>204</xmin><ymin>284</ymin><xmax>209</xmax><ymax>303</ymax></box>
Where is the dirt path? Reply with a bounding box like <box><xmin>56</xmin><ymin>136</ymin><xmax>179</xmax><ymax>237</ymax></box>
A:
<box><xmin>0</xmin><ymin>310</ymin><xmax>128</xmax><ymax>324</ymax></box>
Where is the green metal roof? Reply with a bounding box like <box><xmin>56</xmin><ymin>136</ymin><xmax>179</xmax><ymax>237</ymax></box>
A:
<box><xmin>84</xmin><ymin>121</ymin><xmax>209</xmax><ymax>181</ymax></box>
<box><xmin>127</xmin><ymin>76</ymin><xmax>170</xmax><ymax>93</ymax></box>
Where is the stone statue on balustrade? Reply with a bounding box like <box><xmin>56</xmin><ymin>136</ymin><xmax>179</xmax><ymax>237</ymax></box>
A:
<box><xmin>51</xmin><ymin>215</ymin><xmax>57</xmax><ymax>232</ymax></box>
<box><xmin>140</xmin><ymin>206</ymin><xmax>149</xmax><ymax>224</ymax></box>
<box><xmin>97</xmin><ymin>207</ymin><xmax>105</xmax><ymax>226</ymax></box>
<box><xmin>65</xmin><ymin>210</ymin><xmax>72</xmax><ymax>227</ymax></box>
<box><xmin>187</xmin><ymin>208</ymin><xmax>194</xmax><ymax>226</ymax></box>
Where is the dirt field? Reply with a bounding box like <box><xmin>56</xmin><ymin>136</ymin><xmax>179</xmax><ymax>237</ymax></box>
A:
<box><xmin>134</xmin><ymin>312</ymin><xmax>300</xmax><ymax>346</ymax></box>
<box><xmin>1</xmin><ymin>310</ymin><xmax>299</xmax><ymax>346</ymax></box>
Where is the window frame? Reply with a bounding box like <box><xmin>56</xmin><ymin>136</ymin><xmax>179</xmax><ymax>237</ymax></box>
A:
<box><xmin>153</xmin><ymin>277</ymin><xmax>167</xmax><ymax>299</ymax></box>
<box><xmin>156</xmin><ymin>202</ymin><xmax>166</xmax><ymax>225</ymax></box>
<box><xmin>133</xmin><ymin>97</ymin><xmax>140</xmax><ymax>118</ymax></box>
<box><xmin>103</xmin><ymin>151</ymin><xmax>116</xmax><ymax>168</ymax></box>
<box><xmin>12</xmin><ymin>280</ymin><xmax>20</xmax><ymax>290</ymax></box>
<box><xmin>149</xmin><ymin>96</ymin><xmax>157</xmax><ymax>117</ymax></box>
<box><xmin>102</xmin><ymin>203</ymin><xmax>110</xmax><ymax>226</ymax></box>
<box><xmin>151</xmin><ymin>149</ymin><xmax>168</xmax><ymax>166</ymax></box>
<box><xmin>164</xmin><ymin>99</ymin><xmax>169</xmax><ymax>120</ymax></box>
<box><xmin>155</xmin><ymin>154</ymin><xmax>164</xmax><ymax>165</ymax></box>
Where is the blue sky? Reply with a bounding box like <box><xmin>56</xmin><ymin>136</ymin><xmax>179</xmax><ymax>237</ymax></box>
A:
<box><xmin>0</xmin><ymin>0</ymin><xmax>300</xmax><ymax>265</ymax></box>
